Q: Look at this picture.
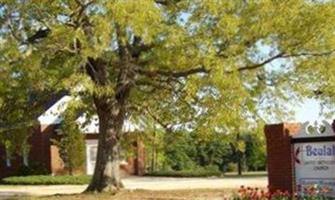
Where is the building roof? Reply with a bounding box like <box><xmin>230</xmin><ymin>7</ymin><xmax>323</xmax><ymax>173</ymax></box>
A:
<box><xmin>38</xmin><ymin>95</ymin><xmax>72</xmax><ymax>125</ymax></box>
<box><xmin>38</xmin><ymin>95</ymin><xmax>143</xmax><ymax>133</ymax></box>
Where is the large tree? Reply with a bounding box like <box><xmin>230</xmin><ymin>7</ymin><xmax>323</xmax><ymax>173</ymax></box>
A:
<box><xmin>1</xmin><ymin>0</ymin><xmax>334</xmax><ymax>192</ymax></box>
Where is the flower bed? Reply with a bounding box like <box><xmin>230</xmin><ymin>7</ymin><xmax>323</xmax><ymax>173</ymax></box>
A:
<box><xmin>233</xmin><ymin>185</ymin><xmax>334</xmax><ymax>200</ymax></box>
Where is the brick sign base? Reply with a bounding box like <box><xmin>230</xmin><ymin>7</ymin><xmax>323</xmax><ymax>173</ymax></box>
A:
<box><xmin>265</xmin><ymin>121</ymin><xmax>335</xmax><ymax>197</ymax></box>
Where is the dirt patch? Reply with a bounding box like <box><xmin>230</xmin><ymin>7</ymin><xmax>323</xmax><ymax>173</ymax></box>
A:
<box><xmin>21</xmin><ymin>189</ymin><xmax>235</xmax><ymax>200</ymax></box>
<box><xmin>0</xmin><ymin>176</ymin><xmax>267</xmax><ymax>198</ymax></box>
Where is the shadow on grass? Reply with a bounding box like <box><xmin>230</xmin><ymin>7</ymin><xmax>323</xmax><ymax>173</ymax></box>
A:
<box><xmin>0</xmin><ymin>191</ymin><xmax>31</xmax><ymax>199</ymax></box>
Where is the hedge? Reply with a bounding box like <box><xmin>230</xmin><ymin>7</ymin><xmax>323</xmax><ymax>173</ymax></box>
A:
<box><xmin>0</xmin><ymin>175</ymin><xmax>91</xmax><ymax>185</ymax></box>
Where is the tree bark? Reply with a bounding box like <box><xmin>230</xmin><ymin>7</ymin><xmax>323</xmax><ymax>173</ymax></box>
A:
<box><xmin>85</xmin><ymin>102</ymin><xmax>124</xmax><ymax>192</ymax></box>
<box><xmin>69</xmin><ymin>166</ymin><xmax>73</xmax><ymax>176</ymax></box>
<box><xmin>236</xmin><ymin>133</ymin><xmax>243</xmax><ymax>176</ymax></box>
<box><xmin>237</xmin><ymin>152</ymin><xmax>243</xmax><ymax>176</ymax></box>
<box><xmin>151</xmin><ymin>130</ymin><xmax>156</xmax><ymax>172</ymax></box>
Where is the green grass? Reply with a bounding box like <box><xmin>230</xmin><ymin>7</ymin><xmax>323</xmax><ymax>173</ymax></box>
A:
<box><xmin>0</xmin><ymin>175</ymin><xmax>91</xmax><ymax>185</ymax></box>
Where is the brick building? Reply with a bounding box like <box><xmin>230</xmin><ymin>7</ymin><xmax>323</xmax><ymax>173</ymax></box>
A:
<box><xmin>0</xmin><ymin>95</ymin><xmax>145</xmax><ymax>179</ymax></box>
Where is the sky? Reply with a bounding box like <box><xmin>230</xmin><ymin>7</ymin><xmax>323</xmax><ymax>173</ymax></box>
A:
<box><xmin>294</xmin><ymin>99</ymin><xmax>324</xmax><ymax>122</ymax></box>
<box><xmin>292</xmin><ymin>98</ymin><xmax>335</xmax><ymax>124</ymax></box>
<box><xmin>257</xmin><ymin>43</ymin><xmax>333</xmax><ymax>124</ymax></box>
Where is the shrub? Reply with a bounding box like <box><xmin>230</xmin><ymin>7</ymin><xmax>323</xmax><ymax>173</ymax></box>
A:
<box><xmin>16</xmin><ymin>162</ymin><xmax>49</xmax><ymax>176</ymax></box>
<box><xmin>0</xmin><ymin>175</ymin><xmax>91</xmax><ymax>185</ymax></box>
<box><xmin>226</xmin><ymin>162</ymin><xmax>238</xmax><ymax>172</ymax></box>
<box><xmin>52</xmin><ymin>105</ymin><xmax>86</xmax><ymax>175</ymax></box>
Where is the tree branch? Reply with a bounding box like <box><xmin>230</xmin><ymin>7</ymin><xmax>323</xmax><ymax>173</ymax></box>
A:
<box><xmin>27</xmin><ymin>28</ymin><xmax>51</xmax><ymax>43</ymax></box>
<box><xmin>136</xmin><ymin>66</ymin><xmax>209</xmax><ymax>79</ymax></box>
<box><xmin>281</xmin><ymin>50</ymin><xmax>335</xmax><ymax>59</ymax></box>
<box><xmin>73</xmin><ymin>0</ymin><xmax>94</xmax><ymax>17</ymax></box>
<box><xmin>237</xmin><ymin>49</ymin><xmax>335</xmax><ymax>72</ymax></box>
<box><xmin>238</xmin><ymin>53</ymin><xmax>285</xmax><ymax>72</ymax></box>
<box><xmin>143</xmin><ymin>106</ymin><xmax>172</xmax><ymax>132</ymax></box>
<box><xmin>154</xmin><ymin>0</ymin><xmax>169</xmax><ymax>5</ymax></box>
<box><xmin>7</xmin><ymin>19</ymin><xmax>24</xmax><ymax>43</ymax></box>
<box><xmin>135</xmin><ymin>80</ymin><xmax>173</xmax><ymax>92</ymax></box>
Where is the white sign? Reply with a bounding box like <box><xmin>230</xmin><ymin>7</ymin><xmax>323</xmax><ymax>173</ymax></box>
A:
<box><xmin>293</xmin><ymin>121</ymin><xmax>335</xmax><ymax>139</ymax></box>
<box><xmin>294</xmin><ymin>142</ymin><xmax>335</xmax><ymax>197</ymax></box>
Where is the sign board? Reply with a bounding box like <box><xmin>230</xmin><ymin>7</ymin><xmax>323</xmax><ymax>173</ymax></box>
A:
<box><xmin>294</xmin><ymin>141</ymin><xmax>335</xmax><ymax>197</ymax></box>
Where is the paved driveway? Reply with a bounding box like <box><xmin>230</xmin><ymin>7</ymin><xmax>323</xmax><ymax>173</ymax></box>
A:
<box><xmin>0</xmin><ymin>176</ymin><xmax>267</xmax><ymax>198</ymax></box>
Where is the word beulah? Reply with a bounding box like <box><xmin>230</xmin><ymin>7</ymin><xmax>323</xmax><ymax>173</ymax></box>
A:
<box><xmin>305</xmin><ymin>145</ymin><xmax>335</xmax><ymax>157</ymax></box>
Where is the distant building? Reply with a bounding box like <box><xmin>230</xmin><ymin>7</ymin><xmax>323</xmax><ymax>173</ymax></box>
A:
<box><xmin>0</xmin><ymin>95</ymin><xmax>145</xmax><ymax>178</ymax></box>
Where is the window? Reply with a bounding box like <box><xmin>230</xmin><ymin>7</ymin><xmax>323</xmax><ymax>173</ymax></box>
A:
<box><xmin>23</xmin><ymin>153</ymin><xmax>29</xmax><ymax>166</ymax></box>
<box><xmin>89</xmin><ymin>146</ymin><xmax>97</xmax><ymax>162</ymax></box>
<box><xmin>4</xmin><ymin>141</ymin><xmax>12</xmax><ymax>167</ymax></box>
<box><xmin>6</xmin><ymin>154</ymin><xmax>11</xmax><ymax>167</ymax></box>
<box><xmin>86</xmin><ymin>140</ymin><xmax>98</xmax><ymax>175</ymax></box>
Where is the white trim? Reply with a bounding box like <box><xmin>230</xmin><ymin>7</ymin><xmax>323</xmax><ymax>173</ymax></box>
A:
<box><xmin>5</xmin><ymin>148</ymin><xmax>11</xmax><ymax>167</ymax></box>
<box><xmin>6</xmin><ymin>158</ymin><xmax>11</xmax><ymax>167</ymax></box>
<box><xmin>86</xmin><ymin>140</ymin><xmax>98</xmax><ymax>175</ymax></box>
<box><xmin>77</xmin><ymin>115</ymin><xmax>99</xmax><ymax>134</ymax></box>
<box><xmin>23</xmin><ymin>153</ymin><xmax>29</xmax><ymax>166</ymax></box>
<box><xmin>37</xmin><ymin>94</ymin><xmax>144</xmax><ymax>133</ymax></box>
<box><xmin>77</xmin><ymin>114</ymin><xmax>144</xmax><ymax>134</ymax></box>
<box><xmin>38</xmin><ymin>95</ymin><xmax>73</xmax><ymax>125</ymax></box>
<box><xmin>293</xmin><ymin>120</ymin><xmax>335</xmax><ymax>138</ymax></box>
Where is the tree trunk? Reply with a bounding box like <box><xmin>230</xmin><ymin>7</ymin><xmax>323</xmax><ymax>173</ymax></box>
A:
<box><xmin>237</xmin><ymin>153</ymin><xmax>242</xmax><ymax>176</ymax></box>
<box><xmin>236</xmin><ymin>132</ymin><xmax>243</xmax><ymax>176</ymax></box>
<box><xmin>85</xmin><ymin>101</ymin><xmax>125</xmax><ymax>192</ymax></box>
<box><xmin>151</xmin><ymin>130</ymin><xmax>156</xmax><ymax>172</ymax></box>
<box><xmin>83</xmin><ymin>29</ymin><xmax>133</xmax><ymax>192</ymax></box>
<box><xmin>69</xmin><ymin>166</ymin><xmax>73</xmax><ymax>176</ymax></box>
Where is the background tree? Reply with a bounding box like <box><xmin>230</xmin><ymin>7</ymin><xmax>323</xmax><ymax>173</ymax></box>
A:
<box><xmin>163</xmin><ymin>131</ymin><xmax>197</xmax><ymax>171</ymax></box>
<box><xmin>52</xmin><ymin>102</ymin><xmax>86</xmax><ymax>176</ymax></box>
<box><xmin>229</xmin><ymin>131</ymin><xmax>245</xmax><ymax>176</ymax></box>
<box><xmin>1</xmin><ymin>0</ymin><xmax>334</xmax><ymax>192</ymax></box>
<box><xmin>144</xmin><ymin>126</ymin><xmax>263</xmax><ymax>175</ymax></box>
<box><xmin>0</xmin><ymin>42</ymin><xmax>55</xmax><ymax>167</ymax></box>
<box><xmin>244</xmin><ymin>124</ymin><xmax>266</xmax><ymax>172</ymax></box>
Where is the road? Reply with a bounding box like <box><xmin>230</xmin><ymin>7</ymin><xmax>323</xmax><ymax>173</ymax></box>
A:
<box><xmin>0</xmin><ymin>176</ymin><xmax>267</xmax><ymax>198</ymax></box>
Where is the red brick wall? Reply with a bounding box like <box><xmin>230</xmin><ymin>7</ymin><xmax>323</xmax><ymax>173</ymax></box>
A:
<box><xmin>50</xmin><ymin>134</ymin><xmax>99</xmax><ymax>175</ymax></box>
<box><xmin>265</xmin><ymin>123</ymin><xmax>300</xmax><ymax>193</ymax></box>
<box><xmin>135</xmin><ymin>139</ymin><xmax>146</xmax><ymax>175</ymax></box>
<box><xmin>0</xmin><ymin>125</ymin><xmax>54</xmax><ymax>178</ymax></box>
<box><xmin>0</xmin><ymin>125</ymin><xmax>146</xmax><ymax>178</ymax></box>
<box><xmin>31</xmin><ymin>124</ymin><xmax>55</xmax><ymax>172</ymax></box>
<box><xmin>0</xmin><ymin>147</ymin><xmax>22</xmax><ymax>178</ymax></box>
<box><xmin>119</xmin><ymin>139</ymin><xmax>146</xmax><ymax>176</ymax></box>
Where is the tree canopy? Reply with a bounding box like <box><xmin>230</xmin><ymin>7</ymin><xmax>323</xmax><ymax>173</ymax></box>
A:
<box><xmin>0</xmin><ymin>0</ymin><xmax>334</xmax><ymax>192</ymax></box>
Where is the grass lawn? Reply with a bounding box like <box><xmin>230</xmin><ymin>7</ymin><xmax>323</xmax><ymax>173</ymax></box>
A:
<box><xmin>19</xmin><ymin>189</ymin><xmax>234</xmax><ymax>200</ymax></box>
<box><xmin>0</xmin><ymin>175</ymin><xmax>91</xmax><ymax>185</ymax></box>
